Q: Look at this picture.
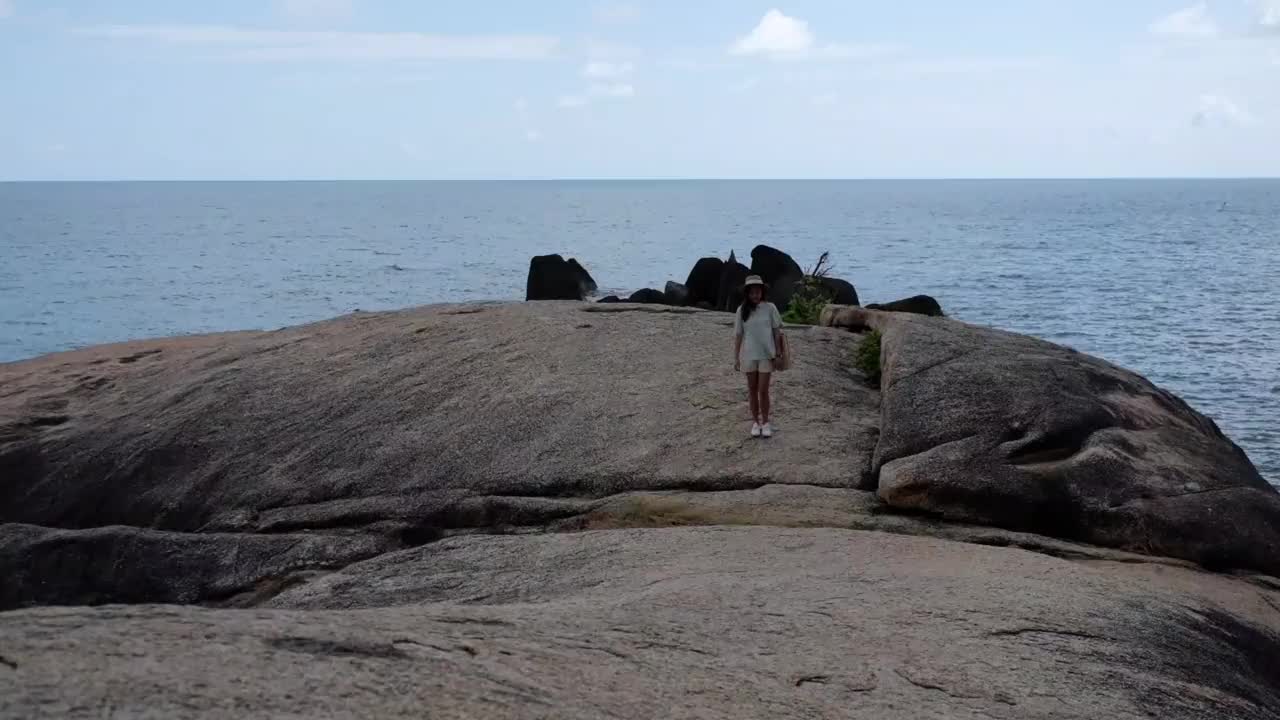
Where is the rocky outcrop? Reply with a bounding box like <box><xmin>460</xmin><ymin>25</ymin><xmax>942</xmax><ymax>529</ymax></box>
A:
<box><xmin>4</xmin><ymin>527</ymin><xmax>1280</xmax><ymax>720</ymax></box>
<box><xmin>717</xmin><ymin>252</ymin><xmax>749</xmax><ymax>311</ymax></box>
<box><xmin>813</xmin><ymin>304</ymin><xmax>1280</xmax><ymax>574</ymax></box>
<box><xmin>870</xmin><ymin>312</ymin><xmax>1280</xmax><ymax>573</ymax></box>
<box><xmin>525</xmin><ymin>254</ymin><xmax>596</xmax><ymax>301</ymax></box>
<box><xmin>684</xmin><ymin>257</ymin><xmax>724</xmax><ymax>307</ymax></box>
<box><xmin>866</xmin><ymin>294</ymin><xmax>944</xmax><ymax>316</ymax></box>
<box><xmin>815</xmin><ymin>277</ymin><xmax>859</xmax><ymax>306</ymax></box>
<box><xmin>627</xmin><ymin>288</ymin><xmax>665</xmax><ymax>304</ymax></box>
<box><xmin>0</xmin><ymin>303</ymin><xmax>876</xmax><ymax>562</ymax></box>
<box><xmin>3</xmin><ymin>301</ymin><xmax>1279</xmax><ymax>719</ymax></box>
<box><xmin>750</xmin><ymin>245</ymin><xmax>804</xmax><ymax>311</ymax></box>
<box><xmin>663</xmin><ymin>281</ymin><xmax>689</xmax><ymax>307</ymax></box>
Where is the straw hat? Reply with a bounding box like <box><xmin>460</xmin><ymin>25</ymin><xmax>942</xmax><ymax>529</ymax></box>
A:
<box><xmin>743</xmin><ymin>275</ymin><xmax>768</xmax><ymax>289</ymax></box>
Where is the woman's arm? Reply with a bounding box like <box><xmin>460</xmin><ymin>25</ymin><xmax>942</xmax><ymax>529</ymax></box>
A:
<box><xmin>733</xmin><ymin>332</ymin><xmax>743</xmax><ymax>371</ymax></box>
<box><xmin>771</xmin><ymin>304</ymin><xmax>784</xmax><ymax>357</ymax></box>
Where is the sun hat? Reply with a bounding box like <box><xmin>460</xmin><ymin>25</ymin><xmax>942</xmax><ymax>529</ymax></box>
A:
<box><xmin>743</xmin><ymin>275</ymin><xmax>768</xmax><ymax>289</ymax></box>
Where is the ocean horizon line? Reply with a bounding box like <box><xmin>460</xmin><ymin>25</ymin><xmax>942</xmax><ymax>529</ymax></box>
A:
<box><xmin>3</xmin><ymin>176</ymin><xmax>1280</xmax><ymax>184</ymax></box>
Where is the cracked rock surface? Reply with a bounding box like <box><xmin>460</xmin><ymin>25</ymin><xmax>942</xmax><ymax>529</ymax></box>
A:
<box><xmin>2</xmin><ymin>301</ymin><xmax>1279</xmax><ymax>719</ymax></box>
<box><xmin>5</xmin><ymin>528</ymin><xmax>1280</xmax><ymax>720</ymax></box>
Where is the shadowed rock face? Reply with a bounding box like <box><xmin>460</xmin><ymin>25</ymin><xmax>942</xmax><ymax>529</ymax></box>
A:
<box><xmin>684</xmin><ymin>257</ymin><xmax>724</xmax><ymax>307</ymax></box>
<box><xmin>750</xmin><ymin>245</ymin><xmax>804</xmax><ymax>311</ymax></box>
<box><xmin>870</xmin><ymin>313</ymin><xmax>1280</xmax><ymax>574</ymax></box>
<box><xmin>525</xmin><ymin>254</ymin><xmax>595</xmax><ymax>301</ymax></box>
<box><xmin>717</xmin><ymin>253</ymin><xmax>749</xmax><ymax>312</ymax></box>
<box><xmin>865</xmin><ymin>295</ymin><xmax>944</xmax><ymax>316</ymax></box>
<box><xmin>4</xmin><ymin>528</ymin><xmax>1280</xmax><ymax>720</ymax></box>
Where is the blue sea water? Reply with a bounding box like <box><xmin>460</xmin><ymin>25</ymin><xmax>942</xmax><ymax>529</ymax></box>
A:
<box><xmin>1</xmin><ymin>179</ymin><xmax>1277</xmax><ymax>481</ymax></box>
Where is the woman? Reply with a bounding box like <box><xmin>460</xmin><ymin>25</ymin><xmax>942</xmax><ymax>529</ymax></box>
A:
<box><xmin>733</xmin><ymin>275</ymin><xmax>784</xmax><ymax>438</ymax></box>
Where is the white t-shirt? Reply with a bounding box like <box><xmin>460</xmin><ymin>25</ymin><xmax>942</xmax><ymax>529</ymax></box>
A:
<box><xmin>734</xmin><ymin>302</ymin><xmax>783</xmax><ymax>362</ymax></box>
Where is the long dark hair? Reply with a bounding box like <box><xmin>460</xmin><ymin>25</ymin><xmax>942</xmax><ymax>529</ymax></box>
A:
<box><xmin>740</xmin><ymin>285</ymin><xmax>767</xmax><ymax>323</ymax></box>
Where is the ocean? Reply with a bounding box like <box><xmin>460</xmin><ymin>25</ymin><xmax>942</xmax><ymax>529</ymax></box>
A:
<box><xmin>1</xmin><ymin>179</ymin><xmax>1277</xmax><ymax>481</ymax></box>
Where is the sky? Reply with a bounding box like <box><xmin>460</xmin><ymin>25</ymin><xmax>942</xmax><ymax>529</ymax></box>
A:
<box><xmin>1</xmin><ymin>0</ymin><xmax>1278</xmax><ymax>179</ymax></box>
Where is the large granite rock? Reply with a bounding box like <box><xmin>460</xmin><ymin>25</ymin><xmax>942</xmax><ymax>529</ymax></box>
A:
<box><xmin>4</xmin><ymin>301</ymin><xmax>1280</xmax><ymax>718</ymax></box>
<box><xmin>684</xmin><ymin>257</ymin><xmax>724</xmax><ymax>307</ymax></box>
<box><xmin>750</xmin><ymin>245</ymin><xmax>804</xmax><ymax>312</ymax></box>
<box><xmin>663</xmin><ymin>281</ymin><xmax>690</xmax><ymax>307</ymax></box>
<box><xmin>816</xmin><ymin>277</ymin><xmax>859</xmax><ymax>306</ymax></box>
<box><xmin>4</xmin><ymin>528</ymin><xmax>1280</xmax><ymax>720</ymax></box>
<box><xmin>717</xmin><ymin>251</ymin><xmax>749</xmax><ymax>312</ymax></box>
<box><xmin>626</xmin><ymin>288</ymin><xmax>665</xmax><ymax>304</ymax></box>
<box><xmin>841</xmin><ymin>309</ymin><xmax>1280</xmax><ymax>574</ymax></box>
<box><xmin>866</xmin><ymin>294</ymin><xmax>944</xmax><ymax>317</ymax></box>
<box><xmin>0</xmin><ymin>302</ymin><xmax>875</xmax><ymax>548</ymax></box>
<box><xmin>525</xmin><ymin>254</ymin><xmax>596</xmax><ymax>301</ymax></box>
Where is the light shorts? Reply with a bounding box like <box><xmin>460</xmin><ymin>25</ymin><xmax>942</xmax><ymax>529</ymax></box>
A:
<box><xmin>742</xmin><ymin>359</ymin><xmax>774</xmax><ymax>374</ymax></box>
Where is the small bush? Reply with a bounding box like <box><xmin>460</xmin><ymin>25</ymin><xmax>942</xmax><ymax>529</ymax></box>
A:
<box><xmin>855</xmin><ymin>330</ymin><xmax>882</xmax><ymax>385</ymax></box>
<box><xmin>781</xmin><ymin>280</ymin><xmax>832</xmax><ymax>325</ymax></box>
<box><xmin>781</xmin><ymin>252</ymin><xmax>836</xmax><ymax>325</ymax></box>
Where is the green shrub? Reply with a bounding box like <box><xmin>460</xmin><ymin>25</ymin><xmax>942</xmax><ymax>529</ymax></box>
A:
<box><xmin>855</xmin><ymin>330</ymin><xmax>882</xmax><ymax>385</ymax></box>
<box><xmin>781</xmin><ymin>278</ymin><xmax>833</xmax><ymax>325</ymax></box>
<box><xmin>781</xmin><ymin>252</ymin><xmax>836</xmax><ymax>325</ymax></box>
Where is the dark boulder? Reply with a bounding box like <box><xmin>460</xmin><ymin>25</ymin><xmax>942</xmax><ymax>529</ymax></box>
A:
<box><xmin>694</xmin><ymin>301</ymin><xmax>713</xmax><ymax>311</ymax></box>
<box><xmin>750</xmin><ymin>245</ymin><xmax>804</xmax><ymax>312</ymax></box>
<box><xmin>817</xmin><ymin>277</ymin><xmax>859</xmax><ymax>306</ymax></box>
<box><xmin>748</xmin><ymin>245</ymin><xmax>803</xmax><ymax>284</ymax></box>
<box><xmin>717</xmin><ymin>252</ymin><xmax>749</xmax><ymax>312</ymax></box>
<box><xmin>663</xmin><ymin>282</ymin><xmax>690</xmax><ymax>307</ymax></box>
<box><xmin>866</xmin><ymin>295</ymin><xmax>944</xmax><ymax>317</ymax></box>
<box><xmin>597</xmin><ymin>295</ymin><xmax>621</xmax><ymax>304</ymax></box>
<box><xmin>567</xmin><ymin>259</ymin><xmax>597</xmax><ymax>296</ymax></box>
<box><xmin>684</xmin><ymin>258</ymin><xmax>724</xmax><ymax>307</ymax></box>
<box><xmin>526</xmin><ymin>255</ymin><xmax>596</xmax><ymax>301</ymax></box>
<box><xmin>784</xmin><ymin>276</ymin><xmax>861</xmax><ymax>312</ymax></box>
<box><xmin>628</xmin><ymin>289</ymin><xmax>665</xmax><ymax>304</ymax></box>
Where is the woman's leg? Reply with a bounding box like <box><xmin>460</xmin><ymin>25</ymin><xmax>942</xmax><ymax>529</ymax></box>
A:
<box><xmin>746</xmin><ymin>371</ymin><xmax>760</xmax><ymax>422</ymax></box>
<box><xmin>759</xmin><ymin>371</ymin><xmax>773</xmax><ymax>424</ymax></box>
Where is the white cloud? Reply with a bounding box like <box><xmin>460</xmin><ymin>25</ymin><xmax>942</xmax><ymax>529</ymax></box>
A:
<box><xmin>525</xmin><ymin>129</ymin><xmax>542</xmax><ymax>142</ymax></box>
<box><xmin>732</xmin><ymin>9</ymin><xmax>814</xmax><ymax>57</ymax></box>
<box><xmin>1193</xmin><ymin>94</ymin><xmax>1261</xmax><ymax>127</ymax></box>
<box><xmin>730</xmin><ymin>9</ymin><xmax>899</xmax><ymax>61</ymax></box>
<box><xmin>592</xmin><ymin>2</ymin><xmax>639</xmax><ymax>25</ymax></box>
<box><xmin>0</xmin><ymin>0</ymin><xmax>13</xmax><ymax>19</ymax></box>
<box><xmin>1257</xmin><ymin>0</ymin><xmax>1280</xmax><ymax>32</ymax></box>
<box><xmin>277</xmin><ymin>0</ymin><xmax>353</xmax><ymax>25</ymax></box>
<box><xmin>583</xmin><ymin>60</ymin><xmax>634</xmax><ymax>79</ymax></box>
<box><xmin>75</xmin><ymin>24</ymin><xmax>560</xmax><ymax>62</ymax></box>
<box><xmin>1149</xmin><ymin>4</ymin><xmax>1219</xmax><ymax>39</ymax></box>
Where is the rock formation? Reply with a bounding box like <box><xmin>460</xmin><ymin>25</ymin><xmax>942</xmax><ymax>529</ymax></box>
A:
<box><xmin>627</xmin><ymin>288</ymin><xmax>665</xmax><ymax>304</ymax></box>
<box><xmin>525</xmin><ymin>254</ymin><xmax>596</xmax><ymax>301</ymax></box>
<box><xmin>683</xmin><ymin>257</ymin><xmax>724</xmax><ymax>307</ymax></box>
<box><xmin>2</xmin><ymin>301</ymin><xmax>1278</xmax><ymax>719</ymax></box>
<box><xmin>717</xmin><ymin>251</ymin><xmax>749</xmax><ymax>312</ymax></box>
<box><xmin>750</xmin><ymin>245</ymin><xmax>805</xmax><ymax>311</ymax></box>
<box><xmin>663</xmin><ymin>281</ymin><xmax>690</xmax><ymax>307</ymax></box>
<box><xmin>865</xmin><ymin>294</ymin><xmax>944</xmax><ymax>317</ymax></box>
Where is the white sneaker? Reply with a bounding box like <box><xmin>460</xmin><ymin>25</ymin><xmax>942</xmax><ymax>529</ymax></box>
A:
<box><xmin>761</xmin><ymin>423</ymin><xmax>774</xmax><ymax>438</ymax></box>
<box><xmin>750</xmin><ymin>422</ymin><xmax>762</xmax><ymax>438</ymax></box>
